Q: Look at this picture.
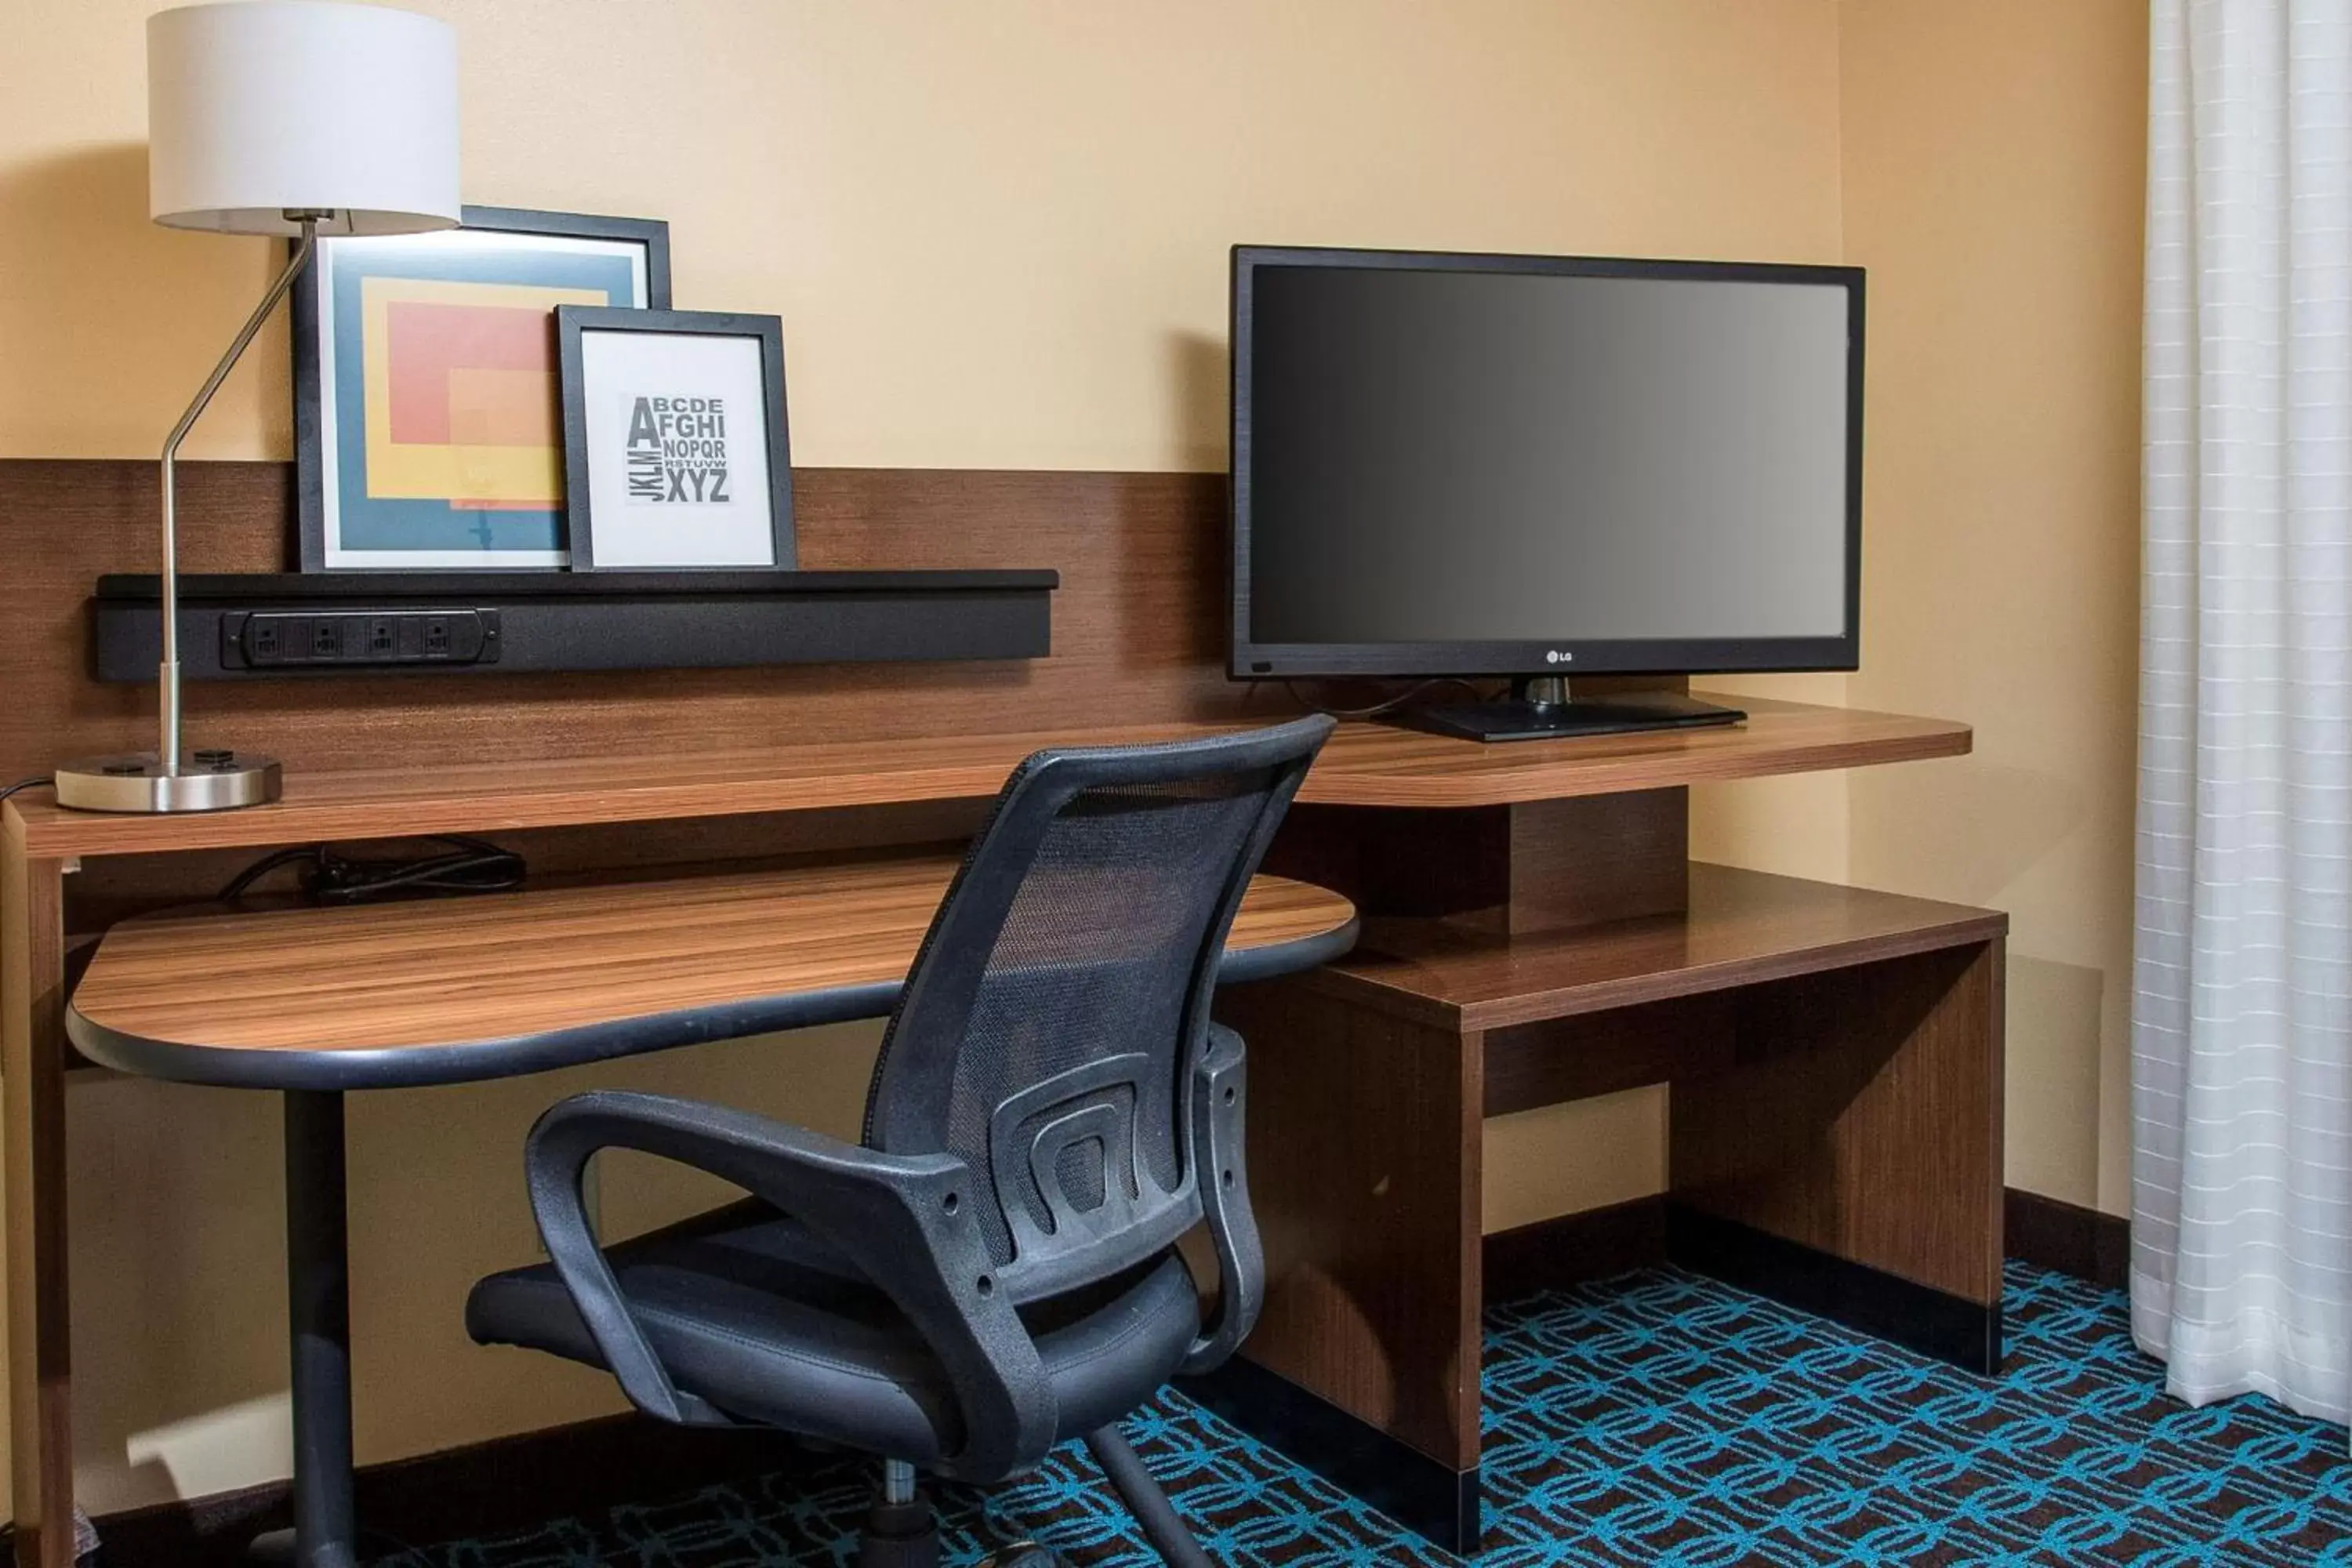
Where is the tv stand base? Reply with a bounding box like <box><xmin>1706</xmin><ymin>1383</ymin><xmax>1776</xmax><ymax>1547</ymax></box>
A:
<box><xmin>1393</xmin><ymin>682</ymin><xmax>1744</xmax><ymax>742</ymax></box>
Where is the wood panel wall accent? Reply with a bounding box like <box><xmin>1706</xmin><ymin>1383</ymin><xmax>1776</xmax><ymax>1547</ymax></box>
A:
<box><xmin>0</xmin><ymin>459</ymin><xmax>1254</xmax><ymax>785</ymax></box>
<box><xmin>0</xmin><ymin>459</ymin><xmax>1967</xmax><ymax>819</ymax></box>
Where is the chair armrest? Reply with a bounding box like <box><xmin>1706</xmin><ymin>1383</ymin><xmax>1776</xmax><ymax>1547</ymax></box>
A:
<box><xmin>523</xmin><ymin>1088</ymin><xmax>1058</xmax><ymax>1479</ymax></box>
<box><xmin>1181</xmin><ymin>1023</ymin><xmax>1265</xmax><ymax>1374</ymax></box>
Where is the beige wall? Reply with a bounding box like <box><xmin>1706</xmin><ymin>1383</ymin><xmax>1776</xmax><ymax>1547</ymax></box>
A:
<box><xmin>1838</xmin><ymin>0</ymin><xmax>2148</xmax><ymax>1214</ymax></box>
<box><xmin>1488</xmin><ymin>2</ymin><xmax>2156</xmax><ymax>1245</ymax></box>
<box><xmin>4</xmin><ymin>0</ymin><xmax>1857</xmax><ymax>1514</ymax></box>
<box><xmin>3</xmin><ymin>0</ymin><xmax>1849</xmax><ymax>471</ymax></box>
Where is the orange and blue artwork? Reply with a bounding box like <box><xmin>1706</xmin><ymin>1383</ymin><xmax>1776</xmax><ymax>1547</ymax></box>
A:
<box><xmin>298</xmin><ymin>217</ymin><xmax>662</xmax><ymax>568</ymax></box>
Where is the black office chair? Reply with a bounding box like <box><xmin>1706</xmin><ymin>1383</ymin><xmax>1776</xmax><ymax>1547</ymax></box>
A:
<box><xmin>466</xmin><ymin>716</ymin><xmax>1336</xmax><ymax>1567</ymax></box>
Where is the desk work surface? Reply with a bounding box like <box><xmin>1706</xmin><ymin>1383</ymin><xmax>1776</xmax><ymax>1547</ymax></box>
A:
<box><xmin>1322</xmin><ymin>862</ymin><xmax>2009</xmax><ymax>1033</ymax></box>
<box><xmin>5</xmin><ymin>695</ymin><xmax>1969</xmax><ymax>859</ymax></box>
<box><xmin>66</xmin><ymin>855</ymin><xmax>1359</xmax><ymax>1091</ymax></box>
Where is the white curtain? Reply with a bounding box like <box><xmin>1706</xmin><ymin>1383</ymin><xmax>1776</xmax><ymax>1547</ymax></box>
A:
<box><xmin>2136</xmin><ymin>0</ymin><xmax>2352</xmax><ymax>1428</ymax></box>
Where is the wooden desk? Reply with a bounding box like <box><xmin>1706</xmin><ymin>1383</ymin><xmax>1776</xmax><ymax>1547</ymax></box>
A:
<box><xmin>1202</xmin><ymin>854</ymin><xmax>2005</xmax><ymax>1555</ymax></box>
<box><xmin>1322</xmin><ymin>863</ymin><xmax>2007</xmax><ymax>1033</ymax></box>
<box><xmin>0</xmin><ymin>699</ymin><xmax>1978</xmax><ymax>1566</ymax></box>
<box><xmin>0</xmin><ymin>459</ymin><xmax>1998</xmax><ymax>1568</ymax></box>
<box><xmin>3</xmin><ymin>695</ymin><xmax>1966</xmax><ymax>858</ymax></box>
<box><xmin>66</xmin><ymin>856</ymin><xmax>1356</xmax><ymax>1088</ymax></box>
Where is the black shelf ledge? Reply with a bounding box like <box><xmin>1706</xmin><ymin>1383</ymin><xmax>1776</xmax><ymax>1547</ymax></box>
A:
<box><xmin>89</xmin><ymin>569</ymin><xmax>1057</xmax><ymax>681</ymax></box>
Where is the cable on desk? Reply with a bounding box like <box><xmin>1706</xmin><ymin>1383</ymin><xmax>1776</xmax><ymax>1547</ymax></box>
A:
<box><xmin>1</xmin><ymin>775</ymin><xmax>56</xmax><ymax>804</ymax></box>
<box><xmin>1279</xmin><ymin>678</ymin><xmax>1486</xmax><ymax>720</ymax></box>
<box><xmin>219</xmin><ymin>835</ymin><xmax>526</xmax><ymax>906</ymax></box>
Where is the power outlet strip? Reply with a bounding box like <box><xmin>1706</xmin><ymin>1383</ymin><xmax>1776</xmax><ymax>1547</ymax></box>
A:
<box><xmin>227</xmin><ymin>608</ymin><xmax>501</xmax><ymax>669</ymax></box>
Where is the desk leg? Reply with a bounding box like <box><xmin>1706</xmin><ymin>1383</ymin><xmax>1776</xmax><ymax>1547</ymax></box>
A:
<box><xmin>2</xmin><ymin>843</ymin><xmax>73</xmax><ymax>1568</ymax></box>
<box><xmin>264</xmin><ymin>1091</ymin><xmax>357</xmax><ymax>1568</ymax></box>
<box><xmin>1193</xmin><ymin>983</ymin><xmax>1485</xmax><ymax>1555</ymax></box>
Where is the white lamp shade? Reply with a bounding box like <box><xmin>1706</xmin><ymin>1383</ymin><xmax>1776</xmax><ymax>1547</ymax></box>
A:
<box><xmin>148</xmin><ymin>2</ymin><xmax>460</xmax><ymax>237</ymax></box>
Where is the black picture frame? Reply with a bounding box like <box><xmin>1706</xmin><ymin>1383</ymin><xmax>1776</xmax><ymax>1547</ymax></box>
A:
<box><xmin>1227</xmin><ymin>244</ymin><xmax>1866</xmax><ymax>681</ymax></box>
<box><xmin>556</xmin><ymin>307</ymin><xmax>797</xmax><ymax>572</ymax></box>
<box><xmin>292</xmin><ymin>206</ymin><xmax>673</xmax><ymax>573</ymax></box>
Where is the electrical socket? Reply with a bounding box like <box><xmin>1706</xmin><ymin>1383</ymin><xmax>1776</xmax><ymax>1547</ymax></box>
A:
<box><xmin>230</xmin><ymin>608</ymin><xmax>500</xmax><ymax>668</ymax></box>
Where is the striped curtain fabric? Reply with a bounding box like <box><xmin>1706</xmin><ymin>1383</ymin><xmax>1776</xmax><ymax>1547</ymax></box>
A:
<box><xmin>2135</xmin><ymin>0</ymin><xmax>2352</xmax><ymax>1430</ymax></box>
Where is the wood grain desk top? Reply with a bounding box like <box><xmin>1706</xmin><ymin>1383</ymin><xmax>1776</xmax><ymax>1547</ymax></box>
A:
<box><xmin>65</xmin><ymin>856</ymin><xmax>1358</xmax><ymax>1091</ymax></box>
<box><xmin>1317</xmin><ymin>862</ymin><xmax>2008</xmax><ymax>1033</ymax></box>
<box><xmin>5</xmin><ymin>696</ymin><xmax>1969</xmax><ymax>860</ymax></box>
<box><xmin>1294</xmin><ymin>696</ymin><xmax>1967</xmax><ymax>808</ymax></box>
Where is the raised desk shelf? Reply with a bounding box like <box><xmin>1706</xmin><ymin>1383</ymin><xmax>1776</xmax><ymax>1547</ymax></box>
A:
<box><xmin>88</xmin><ymin>569</ymin><xmax>1058</xmax><ymax>681</ymax></box>
<box><xmin>1297</xmin><ymin>695</ymin><xmax>1969</xmax><ymax>808</ymax></box>
<box><xmin>1319</xmin><ymin>863</ymin><xmax>2009</xmax><ymax>1032</ymax></box>
<box><xmin>3</xmin><ymin>695</ymin><xmax>1969</xmax><ymax>859</ymax></box>
<box><xmin>65</xmin><ymin>852</ymin><xmax>1357</xmax><ymax>1091</ymax></box>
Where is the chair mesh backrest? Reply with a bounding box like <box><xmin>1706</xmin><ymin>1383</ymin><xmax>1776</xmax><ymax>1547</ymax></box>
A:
<box><xmin>862</xmin><ymin>718</ymin><xmax>1332</xmax><ymax>1301</ymax></box>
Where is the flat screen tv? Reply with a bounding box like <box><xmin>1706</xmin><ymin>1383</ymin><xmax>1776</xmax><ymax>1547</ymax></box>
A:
<box><xmin>1229</xmin><ymin>245</ymin><xmax>1864</xmax><ymax>740</ymax></box>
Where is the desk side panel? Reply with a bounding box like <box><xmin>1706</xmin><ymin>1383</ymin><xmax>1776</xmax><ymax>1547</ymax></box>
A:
<box><xmin>1213</xmin><ymin>980</ymin><xmax>1483</xmax><ymax>1473</ymax></box>
<box><xmin>1668</xmin><ymin>938</ymin><xmax>2006</xmax><ymax>1305</ymax></box>
<box><xmin>2</xmin><ymin>825</ymin><xmax>72</xmax><ymax>1567</ymax></box>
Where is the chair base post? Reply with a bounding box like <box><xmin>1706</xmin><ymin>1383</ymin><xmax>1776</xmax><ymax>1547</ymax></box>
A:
<box><xmin>1084</xmin><ymin>1426</ymin><xmax>1210</xmax><ymax>1568</ymax></box>
<box><xmin>857</xmin><ymin>1469</ymin><xmax>939</xmax><ymax>1568</ymax></box>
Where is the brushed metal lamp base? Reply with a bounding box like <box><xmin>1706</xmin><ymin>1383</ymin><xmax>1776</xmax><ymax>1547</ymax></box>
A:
<box><xmin>53</xmin><ymin>751</ymin><xmax>283</xmax><ymax>815</ymax></box>
<box><xmin>49</xmin><ymin>215</ymin><xmax>325</xmax><ymax>818</ymax></box>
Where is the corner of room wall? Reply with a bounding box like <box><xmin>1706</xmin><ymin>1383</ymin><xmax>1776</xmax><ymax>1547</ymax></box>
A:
<box><xmin>1834</xmin><ymin>0</ymin><xmax>2148</xmax><ymax>1215</ymax></box>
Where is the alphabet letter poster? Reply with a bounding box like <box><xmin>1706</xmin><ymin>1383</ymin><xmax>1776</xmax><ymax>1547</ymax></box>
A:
<box><xmin>578</xmin><ymin>329</ymin><xmax>776</xmax><ymax>568</ymax></box>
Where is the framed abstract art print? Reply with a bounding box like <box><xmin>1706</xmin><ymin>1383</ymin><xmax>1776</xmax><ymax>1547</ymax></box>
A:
<box><xmin>292</xmin><ymin>206</ymin><xmax>670</xmax><ymax>571</ymax></box>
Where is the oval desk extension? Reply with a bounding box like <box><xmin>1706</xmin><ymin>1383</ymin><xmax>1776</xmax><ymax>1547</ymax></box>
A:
<box><xmin>66</xmin><ymin>856</ymin><xmax>1359</xmax><ymax>1092</ymax></box>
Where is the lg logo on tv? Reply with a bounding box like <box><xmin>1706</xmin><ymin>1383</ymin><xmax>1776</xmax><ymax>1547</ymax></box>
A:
<box><xmin>1545</xmin><ymin>649</ymin><xmax>1575</xmax><ymax>665</ymax></box>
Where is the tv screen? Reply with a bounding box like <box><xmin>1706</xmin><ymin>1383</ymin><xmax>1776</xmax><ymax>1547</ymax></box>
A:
<box><xmin>1231</xmin><ymin>248</ymin><xmax>1863</xmax><ymax>677</ymax></box>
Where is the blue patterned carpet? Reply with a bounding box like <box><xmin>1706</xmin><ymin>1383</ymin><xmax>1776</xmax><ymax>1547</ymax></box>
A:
<box><xmin>367</xmin><ymin>1262</ymin><xmax>2352</xmax><ymax>1566</ymax></box>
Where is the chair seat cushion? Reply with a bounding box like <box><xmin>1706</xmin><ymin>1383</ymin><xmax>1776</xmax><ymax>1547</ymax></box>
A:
<box><xmin>465</xmin><ymin>1197</ymin><xmax>1201</xmax><ymax>1467</ymax></box>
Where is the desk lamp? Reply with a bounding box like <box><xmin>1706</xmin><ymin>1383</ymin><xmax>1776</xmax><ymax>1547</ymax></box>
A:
<box><xmin>54</xmin><ymin>1</ymin><xmax>460</xmax><ymax>813</ymax></box>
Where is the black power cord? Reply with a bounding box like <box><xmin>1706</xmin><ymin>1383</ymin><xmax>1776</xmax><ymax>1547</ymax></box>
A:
<box><xmin>1279</xmin><ymin>677</ymin><xmax>1489</xmax><ymax>720</ymax></box>
<box><xmin>1</xmin><ymin>776</ymin><xmax>56</xmax><ymax>805</ymax></box>
<box><xmin>218</xmin><ymin>835</ymin><xmax>525</xmax><ymax>906</ymax></box>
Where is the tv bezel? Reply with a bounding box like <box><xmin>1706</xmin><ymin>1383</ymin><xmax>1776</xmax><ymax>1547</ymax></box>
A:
<box><xmin>1228</xmin><ymin>245</ymin><xmax>1865</xmax><ymax>681</ymax></box>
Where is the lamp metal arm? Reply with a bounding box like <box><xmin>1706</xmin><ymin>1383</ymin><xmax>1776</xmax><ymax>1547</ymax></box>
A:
<box><xmin>158</xmin><ymin>211</ymin><xmax>323</xmax><ymax>771</ymax></box>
